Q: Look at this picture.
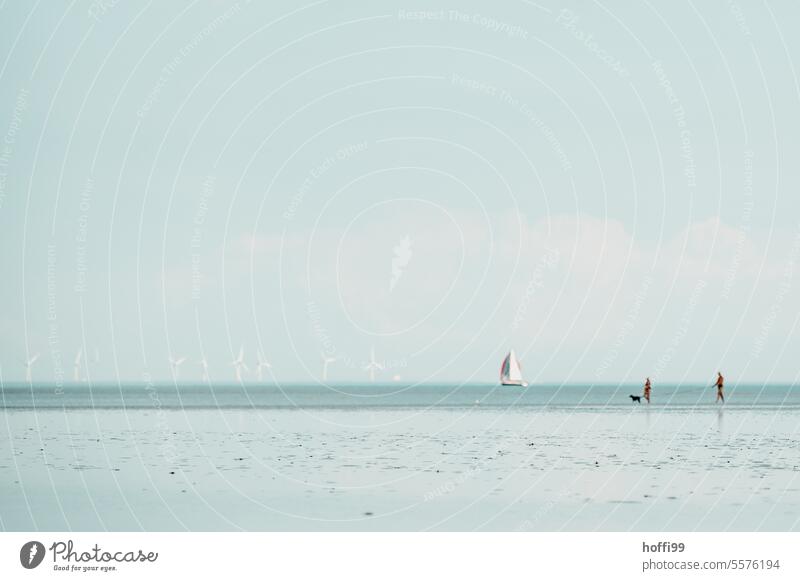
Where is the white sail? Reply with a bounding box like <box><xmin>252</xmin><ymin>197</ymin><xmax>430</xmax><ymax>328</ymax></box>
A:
<box><xmin>500</xmin><ymin>349</ymin><xmax>526</xmax><ymax>386</ymax></box>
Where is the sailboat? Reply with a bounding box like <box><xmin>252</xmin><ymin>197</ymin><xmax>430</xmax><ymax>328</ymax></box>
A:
<box><xmin>500</xmin><ymin>349</ymin><xmax>527</xmax><ymax>387</ymax></box>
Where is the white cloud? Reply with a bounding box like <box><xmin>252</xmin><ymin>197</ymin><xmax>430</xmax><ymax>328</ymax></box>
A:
<box><xmin>159</xmin><ymin>211</ymin><xmax>800</xmax><ymax>381</ymax></box>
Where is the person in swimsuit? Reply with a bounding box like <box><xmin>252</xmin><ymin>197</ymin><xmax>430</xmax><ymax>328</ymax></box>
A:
<box><xmin>715</xmin><ymin>372</ymin><xmax>724</xmax><ymax>403</ymax></box>
<box><xmin>643</xmin><ymin>377</ymin><xmax>652</xmax><ymax>404</ymax></box>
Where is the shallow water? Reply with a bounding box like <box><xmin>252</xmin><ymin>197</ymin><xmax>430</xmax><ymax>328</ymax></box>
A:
<box><xmin>1</xmin><ymin>382</ymin><xmax>797</xmax><ymax>410</ymax></box>
<box><xmin>1</xmin><ymin>384</ymin><xmax>799</xmax><ymax>531</ymax></box>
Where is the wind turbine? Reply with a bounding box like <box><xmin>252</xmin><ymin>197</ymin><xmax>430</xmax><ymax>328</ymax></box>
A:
<box><xmin>73</xmin><ymin>348</ymin><xmax>83</xmax><ymax>382</ymax></box>
<box><xmin>256</xmin><ymin>351</ymin><xmax>272</xmax><ymax>381</ymax></box>
<box><xmin>363</xmin><ymin>346</ymin><xmax>384</xmax><ymax>383</ymax></box>
<box><xmin>321</xmin><ymin>352</ymin><xmax>336</xmax><ymax>381</ymax></box>
<box><xmin>231</xmin><ymin>344</ymin><xmax>248</xmax><ymax>382</ymax></box>
<box><xmin>24</xmin><ymin>353</ymin><xmax>40</xmax><ymax>383</ymax></box>
<box><xmin>169</xmin><ymin>355</ymin><xmax>187</xmax><ymax>380</ymax></box>
<box><xmin>198</xmin><ymin>357</ymin><xmax>210</xmax><ymax>382</ymax></box>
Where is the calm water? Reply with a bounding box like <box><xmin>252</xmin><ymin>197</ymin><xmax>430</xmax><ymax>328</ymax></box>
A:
<box><xmin>1</xmin><ymin>382</ymin><xmax>798</xmax><ymax>410</ymax></box>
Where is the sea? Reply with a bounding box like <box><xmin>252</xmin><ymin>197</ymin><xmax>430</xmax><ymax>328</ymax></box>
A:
<box><xmin>2</xmin><ymin>382</ymin><xmax>798</xmax><ymax>410</ymax></box>
<box><xmin>1</xmin><ymin>383</ymin><xmax>799</xmax><ymax>531</ymax></box>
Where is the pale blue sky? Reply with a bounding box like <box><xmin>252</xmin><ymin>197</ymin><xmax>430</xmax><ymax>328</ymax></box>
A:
<box><xmin>1</xmin><ymin>1</ymin><xmax>800</xmax><ymax>384</ymax></box>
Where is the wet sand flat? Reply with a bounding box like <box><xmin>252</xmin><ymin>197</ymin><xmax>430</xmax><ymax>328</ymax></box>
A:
<box><xmin>2</xmin><ymin>406</ymin><xmax>798</xmax><ymax>531</ymax></box>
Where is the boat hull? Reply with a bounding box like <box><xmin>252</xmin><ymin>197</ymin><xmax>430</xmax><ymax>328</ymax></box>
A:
<box><xmin>501</xmin><ymin>381</ymin><xmax>528</xmax><ymax>387</ymax></box>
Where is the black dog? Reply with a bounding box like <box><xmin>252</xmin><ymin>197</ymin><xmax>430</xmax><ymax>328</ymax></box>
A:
<box><xmin>629</xmin><ymin>395</ymin><xmax>642</xmax><ymax>403</ymax></box>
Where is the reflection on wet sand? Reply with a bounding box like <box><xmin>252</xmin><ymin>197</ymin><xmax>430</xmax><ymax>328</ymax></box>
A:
<box><xmin>1</xmin><ymin>406</ymin><xmax>798</xmax><ymax>531</ymax></box>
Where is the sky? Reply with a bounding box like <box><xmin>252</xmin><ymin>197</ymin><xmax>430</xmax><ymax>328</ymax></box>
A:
<box><xmin>1</xmin><ymin>0</ymin><xmax>800</xmax><ymax>385</ymax></box>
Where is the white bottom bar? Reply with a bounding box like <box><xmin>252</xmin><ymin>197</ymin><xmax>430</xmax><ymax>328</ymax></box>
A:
<box><xmin>1</xmin><ymin>533</ymin><xmax>797</xmax><ymax>580</ymax></box>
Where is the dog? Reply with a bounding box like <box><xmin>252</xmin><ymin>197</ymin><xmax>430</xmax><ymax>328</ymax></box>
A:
<box><xmin>629</xmin><ymin>394</ymin><xmax>642</xmax><ymax>403</ymax></box>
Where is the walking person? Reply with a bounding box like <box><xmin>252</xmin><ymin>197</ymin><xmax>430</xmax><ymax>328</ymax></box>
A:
<box><xmin>715</xmin><ymin>372</ymin><xmax>724</xmax><ymax>403</ymax></box>
<box><xmin>643</xmin><ymin>377</ymin><xmax>652</xmax><ymax>404</ymax></box>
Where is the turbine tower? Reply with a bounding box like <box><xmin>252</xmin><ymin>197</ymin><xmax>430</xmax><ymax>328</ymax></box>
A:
<box><xmin>169</xmin><ymin>356</ymin><xmax>187</xmax><ymax>380</ymax></box>
<box><xmin>73</xmin><ymin>348</ymin><xmax>83</xmax><ymax>382</ymax></box>
<box><xmin>231</xmin><ymin>344</ymin><xmax>248</xmax><ymax>382</ymax></box>
<box><xmin>363</xmin><ymin>346</ymin><xmax>384</xmax><ymax>383</ymax></box>
<box><xmin>198</xmin><ymin>357</ymin><xmax>210</xmax><ymax>382</ymax></box>
<box><xmin>321</xmin><ymin>352</ymin><xmax>336</xmax><ymax>381</ymax></box>
<box><xmin>24</xmin><ymin>353</ymin><xmax>40</xmax><ymax>383</ymax></box>
<box><xmin>256</xmin><ymin>351</ymin><xmax>272</xmax><ymax>381</ymax></box>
